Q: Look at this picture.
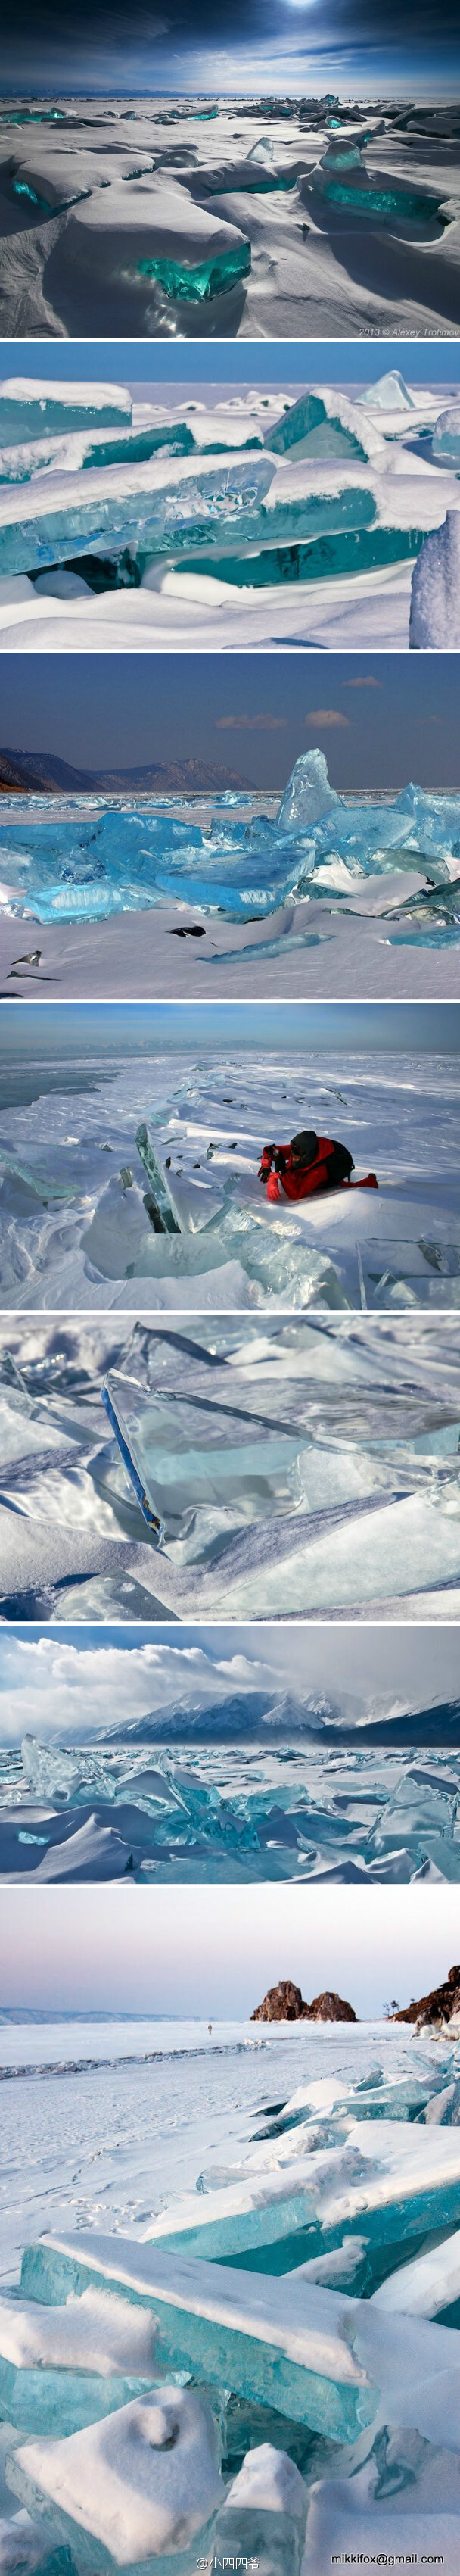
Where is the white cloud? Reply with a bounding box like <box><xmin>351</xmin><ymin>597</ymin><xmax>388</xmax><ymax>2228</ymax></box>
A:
<box><xmin>0</xmin><ymin>1637</ymin><xmax>273</xmax><ymax>1746</ymax></box>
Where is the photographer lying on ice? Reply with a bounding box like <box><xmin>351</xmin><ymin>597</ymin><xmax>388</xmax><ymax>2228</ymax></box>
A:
<box><xmin>258</xmin><ymin>1129</ymin><xmax>378</xmax><ymax>1203</ymax></box>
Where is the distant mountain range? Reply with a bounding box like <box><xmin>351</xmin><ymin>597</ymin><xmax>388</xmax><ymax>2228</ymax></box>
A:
<box><xmin>104</xmin><ymin>1692</ymin><xmax>460</xmax><ymax>1745</ymax></box>
<box><xmin>0</xmin><ymin>748</ymin><xmax>250</xmax><ymax>795</ymax></box>
<box><xmin>105</xmin><ymin>1692</ymin><xmax>279</xmax><ymax>1743</ymax></box>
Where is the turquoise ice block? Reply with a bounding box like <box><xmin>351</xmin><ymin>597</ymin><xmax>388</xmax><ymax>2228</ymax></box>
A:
<box><xmin>17</xmin><ymin>2238</ymin><xmax>377</xmax><ymax>2442</ymax></box>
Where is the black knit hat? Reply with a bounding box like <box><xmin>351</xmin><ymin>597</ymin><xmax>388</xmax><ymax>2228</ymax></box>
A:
<box><xmin>290</xmin><ymin>1131</ymin><xmax>319</xmax><ymax>1164</ymax></box>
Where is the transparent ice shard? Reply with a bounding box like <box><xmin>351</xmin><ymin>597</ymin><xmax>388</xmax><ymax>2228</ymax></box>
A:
<box><xmin>358</xmin><ymin>370</ymin><xmax>418</xmax><ymax>410</ymax></box>
<box><xmin>0</xmin><ymin>2362</ymin><xmax>155</xmax><ymax>2439</ymax></box>
<box><xmin>0</xmin><ymin>422</ymin><xmax>197</xmax><ymax>487</ymax></box>
<box><xmin>266</xmin><ymin>388</ymin><xmax>381</xmax><ymax>463</ymax></box>
<box><xmin>3</xmin><ymin>759</ymin><xmax>460</xmax><ymax>931</ymax></box>
<box><xmin>11</xmin><ymin>179</ymin><xmax>89</xmax><ymax>216</ymax></box>
<box><xmin>213</xmin><ymin>2441</ymin><xmax>308</xmax><ymax>2576</ymax></box>
<box><xmin>101</xmin><ymin>1365</ymin><xmax>306</xmax><ymax>1545</ymax></box>
<box><xmin>189</xmin><ymin>523</ymin><xmax>422</xmax><ymax>588</ymax></box>
<box><xmin>306</xmin><ymin>141</ymin><xmax>449</xmax><ymax>228</ymax></box>
<box><xmin>276</xmin><ymin>750</ymin><xmax>340</xmax><ymax>832</ymax></box>
<box><xmin>371</xmin><ymin>2226</ymin><xmax>460</xmax><ymax>2319</ymax></box>
<box><xmin>135</xmin><ymin>1126</ymin><xmax>224</xmax><ymax>1235</ymax></box>
<box><xmin>0</xmin><ymin>1148</ymin><xmax>80</xmax><ymax>1204</ymax></box>
<box><xmin>0</xmin><ymin>2525</ymin><xmax>73</xmax><ymax>2574</ymax></box>
<box><xmin>432</xmin><ymin>404</ymin><xmax>460</xmax><ymax>463</ymax></box>
<box><xmin>138</xmin><ymin>240</ymin><xmax>251</xmax><ymax>298</ymax></box>
<box><xmin>0</xmin><ymin>451</ymin><xmax>275</xmax><ymax>579</ymax></box>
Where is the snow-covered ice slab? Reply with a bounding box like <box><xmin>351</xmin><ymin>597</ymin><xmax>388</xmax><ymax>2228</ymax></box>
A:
<box><xmin>0</xmin><ymin>106</ymin><xmax>458</xmax><ymax>340</ymax></box>
<box><xmin>371</xmin><ymin>2225</ymin><xmax>460</xmax><ymax>2318</ymax></box>
<box><xmin>303</xmin><ymin>2458</ymin><xmax>460</xmax><ymax>2576</ymax></box>
<box><xmin>48</xmin><ymin>174</ymin><xmax>252</xmax><ymax>308</ymax></box>
<box><xmin>213</xmin><ymin>2441</ymin><xmax>308</xmax><ymax>2576</ymax></box>
<box><xmin>143</xmin><ymin>2119</ymin><xmax>460</xmax><ymax>2260</ymax></box>
<box><xmin>1</xmin><ymin>371</ymin><xmax>460</xmax><ymax>652</ymax></box>
<box><xmin>0</xmin><ymin>2286</ymin><xmax>157</xmax><ymax>2377</ymax></box>
<box><xmin>0</xmin><ymin>450</ymin><xmax>275</xmax><ymax>579</ymax></box>
<box><xmin>17</xmin><ymin>2225</ymin><xmax>460</xmax><ymax>2456</ymax></box>
<box><xmin>0</xmin><ymin>379</ymin><xmax>133</xmax><ymax>441</ymax></box>
<box><xmin>23</xmin><ymin>2120</ymin><xmax>460</xmax><ymax>2277</ymax></box>
<box><xmin>10</xmin><ymin>2385</ymin><xmax>223</xmax><ymax>2571</ymax></box>
<box><xmin>18</xmin><ymin>2237</ymin><xmax>378</xmax><ymax>2443</ymax></box>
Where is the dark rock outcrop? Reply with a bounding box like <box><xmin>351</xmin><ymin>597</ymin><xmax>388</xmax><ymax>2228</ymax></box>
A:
<box><xmin>393</xmin><ymin>1964</ymin><xmax>460</xmax><ymax>2026</ymax></box>
<box><xmin>250</xmin><ymin>1978</ymin><xmax>356</xmax><ymax>2023</ymax></box>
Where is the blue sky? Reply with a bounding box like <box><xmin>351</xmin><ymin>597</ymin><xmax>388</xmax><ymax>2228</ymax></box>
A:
<box><xmin>2</xmin><ymin>656</ymin><xmax>460</xmax><ymax>793</ymax></box>
<box><xmin>0</xmin><ymin>1001</ymin><xmax>456</xmax><ymax>1060</ymax></box>
<box><xmin>2</xmin><ymin>344</ymin><xmax>459</xmax><ymax>389</ymax></box>
<box><xmin>1</xmin><ymin>0</ymin><xmax>458</xmax><ymax>98</ymax></box>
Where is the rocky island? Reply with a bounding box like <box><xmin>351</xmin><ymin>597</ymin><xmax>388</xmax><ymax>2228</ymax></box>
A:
<box><xmin>250</xmin><ymin>1978</ymin><xmax>356</xmax><ymax>2022</ymax></box>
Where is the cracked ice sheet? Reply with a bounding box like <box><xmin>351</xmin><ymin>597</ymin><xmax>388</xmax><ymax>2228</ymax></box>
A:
<box><xmin>0</xmin><ymin>106</ymin><xmax>458</xmax><ymax>338</ymax></box>
<box><xmin>0</xmin><ymin>1314</ymin><xmax>458</xmax><ymax>1623</ymax></box>
<box><xmin>0</xmin><ymin>2019</ymin><xmax>424</xmax><ymax>2278</ymax></box>
<box><xmin>0</xmin><ymin>1046</ymin><xmax>458</xmax><ymax>1315</ymax></box>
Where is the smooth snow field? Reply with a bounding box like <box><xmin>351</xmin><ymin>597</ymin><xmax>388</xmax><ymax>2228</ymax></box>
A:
<box><xmin>0</xmin><ymin>1046</ymin><xmax>458</xmax><ymax>1317</ymax></box>
<box><xmin>0</xmin><ymin>1314</ymin><xmax>459</xmax><ymax>1626</ymax></box>
<box><xmin>0</xmin><ymin>102</ymin><xmax>458</xmax><ymax>345</ymax></box>
<box><xmin>2</xmin><ymin>368</ymin><xmax>460</xmax><ymax>656</ymax></box>
<box><xmin>0</xmin><ymin>2019</ymin><xmax>460</xmax><ymax>2571</ymax></box>
<box><xmin>2</xmin><ymin>755</ymin><xmax>460</xmax><ymax>1000</ymax></box>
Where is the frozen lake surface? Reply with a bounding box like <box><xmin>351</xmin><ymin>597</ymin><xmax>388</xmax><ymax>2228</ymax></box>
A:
<box><xmin>0</xmin><ymin>1045</ymin><xmax>458</xmax><ymax>1315</ymax></box>
<box><xmin>2</xmin><ymin>1734</ymin><xmax>460</xmax><ymax>1885</ymax></box>
<box><xmin>1</xmin><ymin>1615</ymin><xmax>458</xmax><ymax>1883</ymax></box>
<box><xmin>0</xmin><ymin>2017</ymin><xmax>460</xmax><ymax>2571</ymax></box>
<box><xmin>0</xmin><ymin>101</ymin><xmax>458</xmax><ymax>349</ymax></box>
<box><xmin>0</xmin><ymin>1314</ymin><xmax>458</xmax><ymax>1628</ymax></box>
<box><xmin>2</xmin><ymin>755</ymin><xmax>460</xmax><ymax>1000</ymax></box>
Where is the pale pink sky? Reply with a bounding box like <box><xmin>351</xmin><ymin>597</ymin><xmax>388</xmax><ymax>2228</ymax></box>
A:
<box><xmin>1</xmin><ymin>1885</ymin><xmax>457</xmax><ymax>2021</ymax></box>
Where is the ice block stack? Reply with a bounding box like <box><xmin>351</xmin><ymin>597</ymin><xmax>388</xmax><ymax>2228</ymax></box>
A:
<box><xmin>2</xmin><ymin>2067</ymin><xmax>460</xmax><ymax>2572</ymax></box>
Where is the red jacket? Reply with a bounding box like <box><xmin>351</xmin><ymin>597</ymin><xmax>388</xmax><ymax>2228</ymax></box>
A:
<box><xmin>260</xmin><ymin>1138</ymin><xmax>339</xmax><ymax>1203</ymax></box>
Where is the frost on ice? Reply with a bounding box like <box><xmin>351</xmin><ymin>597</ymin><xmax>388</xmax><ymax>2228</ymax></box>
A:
<box><xmin>409</xmin><ymin>507</ymin><xmax>460</xmax><ymax>650</ymax></box>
